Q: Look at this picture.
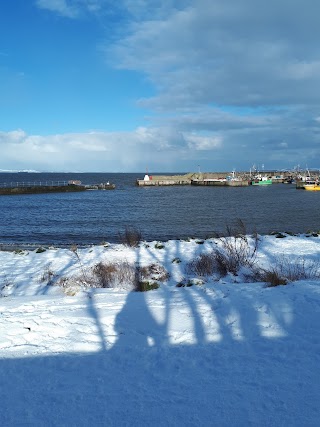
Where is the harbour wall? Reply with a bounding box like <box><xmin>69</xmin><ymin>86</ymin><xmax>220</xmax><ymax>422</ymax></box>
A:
<box><xmin>136</xmin><ymin>171</ymin><xmax>296</xmax><ymax>187</ymax></box>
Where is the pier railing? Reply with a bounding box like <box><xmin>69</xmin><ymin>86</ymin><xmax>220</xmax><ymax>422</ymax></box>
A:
<box><xmin>0</xmin><ymin>181</ymin><xmax>69</xmax><ymax>188</ymax></box>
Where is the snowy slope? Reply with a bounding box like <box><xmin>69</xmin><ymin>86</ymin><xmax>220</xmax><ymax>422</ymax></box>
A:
<box><xmin>0</xmin><ymin>235</ymin><xmax>320</xmax><ymax>426</ymax></box>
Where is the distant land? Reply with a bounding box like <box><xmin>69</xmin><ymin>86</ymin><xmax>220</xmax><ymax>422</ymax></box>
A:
<box><xmin>0</xmin><ymin>169</ymin><xmax>40</xmax><ymax>173</ymax></box>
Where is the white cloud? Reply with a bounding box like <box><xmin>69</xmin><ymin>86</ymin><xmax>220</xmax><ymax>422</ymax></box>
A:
<box><xmin>2</xmin><ymin>111</ymin><xmax>320</xmax><ymax>171</ymax></box>
<box><xmin>0</xmin><ymin>129</ymin><xmax>27</xmax><ymax>143</ymax></box>
<box><xmin>35</xmin><ymin>0</ymin><xmax>107</xmax><ymax>18</ymax></box>
<box><xmin>184</xmin><ymin>134</ymin><xmax>222</xmax><ymax>151</ymax></box>
<box><xmin>108</xmin><ymin>0</ymin><xmax>320</xmax><ymax>110</ymax></box>
<box><xmin>36</xmin><ymin>0</ymin><xmax>78</xmax><ymax>18</ymax></box>
<box><xmin>0</xmin><ymin>127</ymin><xmax>224</xmax><ymax>171</ymax></box>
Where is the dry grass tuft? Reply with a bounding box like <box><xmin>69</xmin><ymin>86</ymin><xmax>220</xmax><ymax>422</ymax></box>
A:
<box><xmin>92</xmin><ymin>261</ymin><xmax>137</xmax><ymax>289</ymax></box>
<box><xmin>186</xmin><ymin>253</ymin><xmax>216</xmax><ymax>277</ymax></box>
<box><xmin>250</xmin><ymin>255</ymin><xmax>320</xmax><ymax>287</ymax></box>
<box><xmin>118</xmin><ymin>226</ymin><xmax>142</xmax><ymax>247</ymax></box>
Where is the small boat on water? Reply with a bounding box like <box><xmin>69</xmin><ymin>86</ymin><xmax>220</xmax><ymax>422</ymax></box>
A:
<box><xmin>249</xmin><ymin>164</ymin><xmax>272</xmax><ymax>185</ymax></box>
<box><xmin>296</xmin><ymin>179</ymin><xmax>316</xmax><ymax>189</ymax></box>
<box><xmin>251</xmin><ymin>175</ymin><xmax>272</xmax><ymax>185</ymax></box>
<box><xmin>100</xmin><ymin>182</ymin><xmax>116</xmax><ymax>190</ymax></box>
<box><xmin>295</xmin><ymin>168</ymin><xmax>319</xmax><ymax>189</ymax></box>
<box><xmin>303</xmin><ymin>184</ymin><xmax>320</xmax><ymax>191</ymax></box>
<box><xmin>84</xmin><ymin>182</ymin><xmax>116</xmax><ymax>190</ymax></box>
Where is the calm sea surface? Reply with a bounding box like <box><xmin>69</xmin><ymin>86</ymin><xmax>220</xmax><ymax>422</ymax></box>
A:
<box><xmin>0</xmin><ymin>172</ymin><xmax>319</xmax><ymax>246</ymax></box>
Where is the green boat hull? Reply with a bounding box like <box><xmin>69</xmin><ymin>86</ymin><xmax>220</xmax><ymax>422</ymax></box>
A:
<box><xmin>251</xmin><ymin>180</ymin><xmax>272</xmax><ymax>185</ymax></box>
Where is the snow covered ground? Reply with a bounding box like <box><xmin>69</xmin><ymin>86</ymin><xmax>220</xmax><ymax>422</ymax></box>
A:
<box><xmin>1</xmin><ymin>234</ymin><xmax>320</xmax><ymax>426</ymax></box>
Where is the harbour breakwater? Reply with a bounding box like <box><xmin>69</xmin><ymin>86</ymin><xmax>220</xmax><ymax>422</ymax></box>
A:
<box><xmin>0</xmin><ymin>180</ymin><xmax>115</xmax><ymax>195</ymax></box>
<box><xmin>0</xmin><ymin>183</ymin><xmax>86</xmax><ymax>196</ymax></box>
<box><xmin>136</xmin><ymin>171</ymin><xmax>293</xmax><ymax>187</ymax></box>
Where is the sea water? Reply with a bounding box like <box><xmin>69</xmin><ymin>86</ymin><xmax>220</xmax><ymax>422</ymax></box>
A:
<box><xmin>0</xmin><ymin>172</ymin><xmax>319</xmax><ymax>246</ymax></box>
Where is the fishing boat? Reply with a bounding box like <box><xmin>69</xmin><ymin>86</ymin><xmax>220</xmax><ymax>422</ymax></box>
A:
<box><xmin>98</xmin><ymin>182</ymin><xmax>116</xmax><ymax>190</ymax></box>
<box><xmin>249</xmin><ymin>164</ymin><xmax>272</xmax><ymax>185</ymax></box>
<box><xmin>303</xmin><ymin>184</ymin><xmax>320</xmax><ymax>191</ymax></box>
<box><xmin>84</xmin><ymin>182</ymin><xmax>116</xmax><ymax>190</ymax></box>
<box><xmin>251</xmin><ymin>175</ymin><xmax>272</xmax><ymax>185</ymax></box>
<box><xmin>295</xmin><ymin>168</ymin><xmax>319</xmax><ymax>189</ymax></box>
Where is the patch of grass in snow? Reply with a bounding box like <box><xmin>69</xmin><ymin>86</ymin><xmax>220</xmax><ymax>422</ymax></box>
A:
<box><xmin>35</xmin><ymin>247</ymin><xmax>46</xmax><ymax>253</ymax></box>
<box><xmin>13</xmin><ymin>249</ymin><xmax>28</xmax><ymax>255</ymax></box>
<box><xmin>305</xmin><ymin>230</ymin><xmax>319</xmax><ymax>237</ymax></box>
<box><xmin>55</xmin><ymin>259</ymin><xmax>169</xmax><ymax>294</ymax></box>
<box><xmin>154</xmin><ymin>242</ymin><xmax>165</xmax><ymax>249</ymax></box>
<box><xmin>275</xmin><ymin>233</ymin><xmax>287</xmax><ymax>239</ymax></box>
<box><xmin>136</xmin><ymin>281</ymin><xmax>159</xmax><ymax>292</ymax></box>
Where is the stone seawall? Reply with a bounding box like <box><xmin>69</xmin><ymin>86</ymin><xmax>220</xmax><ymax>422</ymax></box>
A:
<box><xmin>136</xmin><ymin>179</ymin><xmax>190</xmax><ymax>186</ymax></box>
<box><xmin>0</xmin><ymin>185</ymin><xmax>86</xmax><ymax>196</ymax></box>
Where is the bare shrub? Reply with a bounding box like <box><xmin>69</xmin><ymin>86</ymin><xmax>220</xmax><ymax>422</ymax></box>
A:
<box><xmin>56</xmin><ymin>259</ymin><xmax>166</xmax><ymax>293</ymax></box>
<box><xmin>263</xmin><ymin>270</ymin><xmax>288</xmax><ymax>287</ymax></box>
<box><xmin>92</xmin><ymin>260</ymin><xmax>138</xmax><ymax>289</ymax></box>
<box><xmin>39</xmin><ymin>264</ymin><xmax>56</xmax><ymax>285</ymax></box>
<box><xmin>279</xmin><ymin>256</ymin><xmax>320</xmax><ymax>281</ymax></box>
<box><xmin>213</xmin><ymin>219</ymin><xmax>259</xmax><ymax>275</ymax></box>
<box><xmin>55</xmin><ymin>247</ymin><xmax>101</xmax><ymax>292</ymax></box>
<box><xmin>118</xmin><ymin>226</ymin><xmax>142</xmax><ymax>247</ymax></box>
<box><xmin>70</xmin><ymin>243</ymin><xmax>78</xmax><ymax>253</ymax></box>
<box><xmin>250</xmin><ymin>255</ymin><xmax>320</xmax><ymax>287</ymax></box>
<box><xmin>92</xmin><ymin>262</ymin><xmax>118</xmax><ymax>288</ymax></box>
<box><xmin>186</xmin><ymin>221</ymin><xmax>259</xmax><ymax>279</ymax></box>
<box><xmin>212</xmin><ymin>251</ymin><xmax>229</xmax><ymax>277</ymax></box>
<box><xmin>91</xmin><ymin>261</ymin><xmax>168</xmax><ymax>290</ymax></box>
<box><xmin>186</xmin><ymin>252</ymin><xmax>216</xmax><ymax>277</ymax></box>
<box><xmin>69</xmin><ymin>244</ymin><xmax>94</xmax><ymax>285</ymax></box>
<box><xmin>248</xmin><ymin>267</ymin><xmax>287</xmax><ymax>287</ymax></box>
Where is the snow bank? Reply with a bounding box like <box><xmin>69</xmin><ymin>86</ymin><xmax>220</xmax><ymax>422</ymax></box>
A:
<box><xmin>0</xmin><ymin>235</ymin><xmax>320</xmax><ymax>426</ymax></box>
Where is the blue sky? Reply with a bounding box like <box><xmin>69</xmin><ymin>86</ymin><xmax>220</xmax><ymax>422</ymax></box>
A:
<box><xmin>1</xmin><ymin>0</ymin><xmax>320</xmax><ymax>172</ymax></box>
